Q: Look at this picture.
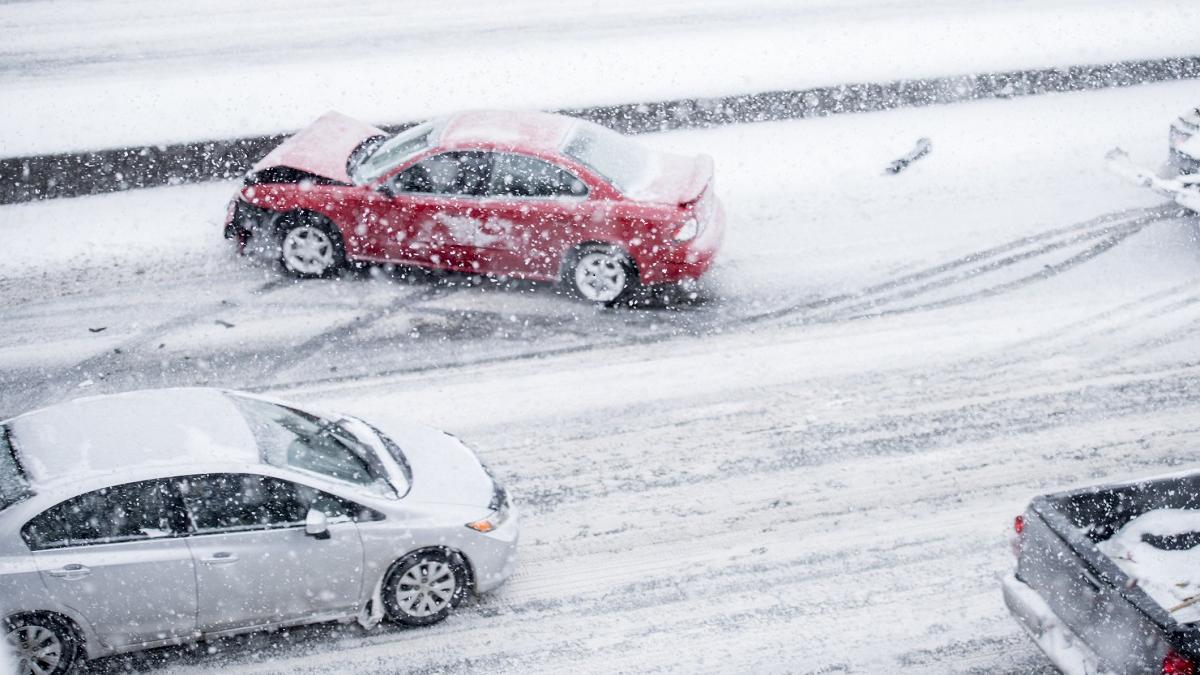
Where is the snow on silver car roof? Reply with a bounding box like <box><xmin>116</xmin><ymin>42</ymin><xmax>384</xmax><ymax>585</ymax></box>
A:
<box><xmin>4</xmin><ymin>388</ymin><xmax>259</xmax><ymax>486</ymax></box>
<box><xmin>438</xmin><ymin>110</ymin><xmax>576</xmax><ymax>152</ymax></box>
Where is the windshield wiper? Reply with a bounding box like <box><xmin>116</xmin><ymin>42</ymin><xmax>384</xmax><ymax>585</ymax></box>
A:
<box><xmin>346</xmin><ymin>134</ymin><xmax>390</xmax><ymax>182</ymax></box>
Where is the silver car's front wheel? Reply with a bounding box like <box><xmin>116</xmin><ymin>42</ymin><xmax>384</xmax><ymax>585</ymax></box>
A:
<box><xmin>382</xmin><ymin>550</ymin><xmax>469</xmax><ymax>627</ymax></box>
<box><xmin>5</xmin><ymin>615</ymin><xmax>79</xmax><ymax>675</ymax></box>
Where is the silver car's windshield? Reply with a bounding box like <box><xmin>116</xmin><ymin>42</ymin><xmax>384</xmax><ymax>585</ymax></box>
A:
<box><xmin>0</xmin><ymin>426</ymin><xmax>32</xmax><ymax>511</ymax></box>
<box><xmin>561</xmin><ymin>121</ymin><xmax>653</xmax><ymax>196</ymax></box>
<box><xmin>230</xmin><ymin>396</ymin><xmax>401</xmax><ymax>497</ymax></box>
<box><xmin>351</xmin><ymin>122</ymin><xmax>436</xmax><ymax>184</ymax></box>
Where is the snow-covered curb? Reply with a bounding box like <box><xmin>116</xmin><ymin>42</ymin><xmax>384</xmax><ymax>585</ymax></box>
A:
<box><xmin>5</xmin><ymin>55</ymin><xmax>1199</xmax><ymax>206</ymax></box>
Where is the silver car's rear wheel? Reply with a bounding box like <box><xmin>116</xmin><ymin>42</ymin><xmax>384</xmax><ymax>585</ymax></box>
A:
<box><xmin>382</xmin><ymin>550</ymin><xmax>469</xmax><ymax>627</ymax></box>
<box><xmin>5</xmin><ymin>615</ymin><xmax>80</xmax><ymax>675</ymax></box>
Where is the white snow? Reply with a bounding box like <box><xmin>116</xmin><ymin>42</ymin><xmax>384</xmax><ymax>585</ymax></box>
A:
<box><xmin>8</xmin><ymin>389</ymin><xmax>259</xmax><ymax>486</ymax></box>
<box><xmin>4</xmin><ymin>4</ymin><xmax>1200</xmax><ymax>672</ymax></box>
<box><xmin>1098</xmin><ymin>509</ymin><xmax>1200</xmax><ymax>624</ymax></box>
<box><xmin>2</xmin><ymin>77</ymin><xmax>1200</xmax><ymax>672</ymax></box>
<box><xmin>2</xmin><ymin>0</ymin><xmax>1199</xmax><ymax>155</ymax></box>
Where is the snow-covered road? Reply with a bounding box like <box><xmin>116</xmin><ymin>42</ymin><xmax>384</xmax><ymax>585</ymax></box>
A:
<box><xmin>3</xmin><ymin>76</ymin><xmax>1200</xmax><ymax>672</ymax></box>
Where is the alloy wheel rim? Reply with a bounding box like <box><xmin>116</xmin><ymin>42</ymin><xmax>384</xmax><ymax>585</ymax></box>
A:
<box><xmin>395</xmin><ymin>559</ymin><xmax>457</xmax><ymax>618</ymax></box>
<box><xmin>7</xmin><ymin>625</ymin><xmax>63</xmax><ymax>675</ymax></box>
<box><xmin>574</xmin><ymin>252</ymin><xmax>627</xmax><ymax>302</ymax></box>
<box><xmin>282</xmin><ymin>226</ymin><xmax>334</xmax><ymax>275</ymax></box>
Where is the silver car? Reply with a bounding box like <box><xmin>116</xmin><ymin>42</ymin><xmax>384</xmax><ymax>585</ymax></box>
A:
<box><xmin>0</xmin><ymin>388</ymin><xmax>518</xmax><ymax>674</ymax></box>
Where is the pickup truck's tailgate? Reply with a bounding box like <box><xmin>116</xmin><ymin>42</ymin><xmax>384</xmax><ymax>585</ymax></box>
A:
<box><xmin>1017</xmin><ymin>503</ymin><xmax>1170</xmax><ymax>672</ymax></box>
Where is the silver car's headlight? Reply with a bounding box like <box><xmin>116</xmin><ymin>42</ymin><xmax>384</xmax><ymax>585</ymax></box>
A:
<box><xmin>466</xmin><ymin>485</ymin><xmax>510</xmax><ymax>533</ymax></box>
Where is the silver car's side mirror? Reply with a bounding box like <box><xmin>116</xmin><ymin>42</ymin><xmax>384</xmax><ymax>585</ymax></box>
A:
<box><xmin>305</xmin><ymin>508</ymin><xmax>331</xmax><ymax>540</ymax></box>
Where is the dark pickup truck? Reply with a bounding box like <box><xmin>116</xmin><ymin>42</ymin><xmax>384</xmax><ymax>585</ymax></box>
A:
<box><xmin>1004</xmin><ymin>472</ymin><xmax>1200</xmax><ymax>674</ymax></box>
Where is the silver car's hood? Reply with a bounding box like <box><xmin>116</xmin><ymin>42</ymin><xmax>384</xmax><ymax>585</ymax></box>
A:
<box><xmin>373</xmin><ymin>422</ymin><xmax>494</xmax><ymax>509</ymax></box>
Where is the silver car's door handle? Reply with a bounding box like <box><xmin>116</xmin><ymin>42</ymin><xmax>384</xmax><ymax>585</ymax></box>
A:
<box><xmin>200</xmin><ymin>552</ymin><xmax>239</xmax><ymax>565</ymax></box>
<box><xmin>46</xmin><ymin>563</ymin><xmax>91</xmax><ymax>580</ymax></box>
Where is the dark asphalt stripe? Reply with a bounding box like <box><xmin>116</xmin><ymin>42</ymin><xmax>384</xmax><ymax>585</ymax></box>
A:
<box><xmin>2</xmin><ymin>55</ymin><xmax>1199</xmax><ymax>205</ymax></box>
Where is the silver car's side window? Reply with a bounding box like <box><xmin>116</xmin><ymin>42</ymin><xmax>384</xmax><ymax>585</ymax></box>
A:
<box><xmin>177</xmin><ymin>473</ymin><xmax>375</xmax><ymax>535</ymax></box>
<box><xmin>178</xmin><ymin>474</ymin><xmax>313</xmax><ymax>534</ymax></box>
<box><xmin>21</xmin><ymin>479</ymin><xmax>184</xmax><ymax>551</ymax></box>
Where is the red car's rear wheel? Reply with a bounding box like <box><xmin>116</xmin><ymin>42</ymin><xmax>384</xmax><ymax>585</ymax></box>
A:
<box><xmin>564</xmin><ymin>243</ymin><xmax>637</xmax><ymax>305</ymax></box>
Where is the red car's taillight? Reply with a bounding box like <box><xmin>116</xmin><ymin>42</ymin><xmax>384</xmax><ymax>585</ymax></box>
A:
<box><xmin>1164</xmin><ymin>650</ymin><xmax>1195</xmax><ymax>675</ymax></box>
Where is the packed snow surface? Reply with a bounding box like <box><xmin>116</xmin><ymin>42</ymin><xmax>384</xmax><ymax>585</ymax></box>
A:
<box><xmin>2</xmin><ymin>78</ymin><xmax>1200</xmax><ymax>672</ymax></box>
<box><xmin>1</xmin><ymin>0</ymin><xmax>1199</xmax><ymax>154</ymax></box>
<box><xmin>1098</xmin><ymin>509</ymin><xmax>1200</xmax><ymax>624</ymax></box>
<box><xmin>4</xmin><ymin>2</ymin><xmax>1200</xmax><ymax>669</ymax></box>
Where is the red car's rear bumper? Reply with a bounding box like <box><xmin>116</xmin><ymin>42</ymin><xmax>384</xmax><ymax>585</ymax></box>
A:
<box><xmin>638</xmin><ymin>199</ymin><xmax>725</xmax><ymax>285</ymax></box>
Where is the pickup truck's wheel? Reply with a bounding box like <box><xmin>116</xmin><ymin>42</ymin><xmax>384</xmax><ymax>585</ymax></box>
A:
<box><xmin>382</xmin><ymin>550</ymin><xmax>469</xmax><ymax>627</ymax></box>
<box><xmin>278</xmin><ymin>214</ymin><xmax>345</xmax><ymax>278</ymax></box>
<box><xmin>5</xmin><ymin>614</ymin><xmax>82</xmax><ymax>675</ymax></box>
<box><xmin>564</xmin><ymin>243</ymin><xmax>637</xmax><ymax>305</ymax></box>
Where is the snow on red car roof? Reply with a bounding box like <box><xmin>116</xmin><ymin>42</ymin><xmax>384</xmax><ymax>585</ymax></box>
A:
<box><xmin>438</xmin><ymin>110</ymin><xmax>577</xmax><ymax>152</ymax></box>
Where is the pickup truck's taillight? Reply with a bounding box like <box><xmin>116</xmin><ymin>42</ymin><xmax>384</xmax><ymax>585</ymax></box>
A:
<box><xmin>1010</xmin><ymin>514</ymin><xmax>1025</xmax><ymax>558</ymax></box>
<box><xmin>1164</xmin><ymin>650</ymin><xmax>1195</xmax><ymax>675</ymax></box>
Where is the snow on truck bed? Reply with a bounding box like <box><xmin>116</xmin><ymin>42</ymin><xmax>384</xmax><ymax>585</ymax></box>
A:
<box><xmin>1098</xmin><ymin>509</ymin><xmax>1200</xmax><ymax>625</ymax></box>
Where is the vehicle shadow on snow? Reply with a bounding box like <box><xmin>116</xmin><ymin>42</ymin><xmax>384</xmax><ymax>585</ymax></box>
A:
<box><xmin>341</xmin><ymin>261</ymin><xmax>720</xmax><ymax>313</ymax></box>
<box><xmin>240</xmin><ymin>244</ymin><xmax>721</xmax><ymax>316</ymax></box>
<box><xmin>77</xmin><ymin>619</ymin><xmax>419</xmax><ymax>673</ymax></box>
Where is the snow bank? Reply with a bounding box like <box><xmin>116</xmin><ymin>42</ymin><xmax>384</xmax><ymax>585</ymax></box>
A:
<box><xmin>2</xmin><ymin>0</ymin><xmax>1199</xmax><ymax>155</ymax></box>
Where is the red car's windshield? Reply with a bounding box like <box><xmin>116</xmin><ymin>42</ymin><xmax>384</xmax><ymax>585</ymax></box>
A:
<box><xmin>351</xmin><ymin>121</ymin><xmax>437</xmax><ymax>184</ymax></box>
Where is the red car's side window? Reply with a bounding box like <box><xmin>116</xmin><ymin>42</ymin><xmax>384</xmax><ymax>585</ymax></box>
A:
<box><xmin>488</xmin><ymin>153</ymin><xmax>588</xmax><ymax>199</ymax></box>
<box><xmin>390</xmin><ymin>152</ymin><xmax>490</xmax><ymax>197</ymax></box>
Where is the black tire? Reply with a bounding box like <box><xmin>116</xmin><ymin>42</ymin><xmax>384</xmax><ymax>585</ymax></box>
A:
<box><xmin>4</xmin><ymin>613</ymin><xmax>83</xmax><ymax>675</ymax></box>
<box><xmin>277</xmin><ymin>213</ymin><xmax>347</xmax><ymax>279</ymax></box>
<box><xmin>381</xmin><ymin>549</ymin><xmax>470</xmax><ymax>627</ymax></box>
<box><xmin>562</xmin><ymin>243</ymin><xmax>638</xmax><ymax>305</ymax></box>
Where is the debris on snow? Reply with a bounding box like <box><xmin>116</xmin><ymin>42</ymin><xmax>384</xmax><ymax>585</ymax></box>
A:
<box><xmin>884</xmin><ymin>137</ymin><xmax>932</xmax><ymax>175</ymax></box>
<box><xmin>1105</xmin><ymin>147</ymin><xmax>1200</xmax><ymax>212</ymax></box>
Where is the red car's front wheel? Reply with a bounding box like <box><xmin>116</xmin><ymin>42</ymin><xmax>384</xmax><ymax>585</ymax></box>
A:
<box><xmin>278</xmin><ymin>214</ymin><xmax>346</xmax><ymax>279</ymax></box>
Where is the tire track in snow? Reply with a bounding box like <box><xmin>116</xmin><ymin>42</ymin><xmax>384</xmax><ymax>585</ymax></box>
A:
<box><xmin>733</xmin><ymin>205</ymin><xmax>1174</xmax><ymax>325</ymax></box>
<box><xmin>245</xmin><ymin>284</ymin><xmax>448</xmax><ymax>384</ymax></box>
<box><xmin>260</xmin><ymin>205</ymin><xmax>1174</xmax><ymax>395</ymax></box>
<box><xmin>10</xmin><ymin>277</ymin><xmax>288</xmax><ymax>409</ymax></box>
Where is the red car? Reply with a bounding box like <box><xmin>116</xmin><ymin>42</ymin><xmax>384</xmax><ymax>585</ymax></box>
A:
<box><xmin>224</xmin><ymin>110</ymin><xmax>724</xmax><ymax>304</ymax></box>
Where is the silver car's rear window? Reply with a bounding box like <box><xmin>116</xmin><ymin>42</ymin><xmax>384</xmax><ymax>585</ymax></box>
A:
<box><xmin>0</xmin><ymin>426</ymin><xmax>32</xmax><ymax>511</ymax></box>
<box><xmin>230</xmin><ymin>396</ymin><xmax>397</xmax><ymax>498</ymax></box>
